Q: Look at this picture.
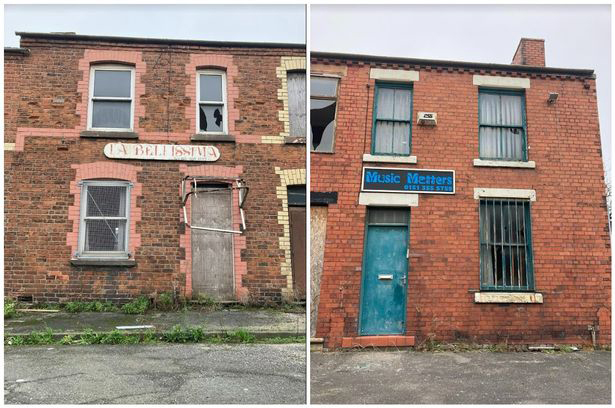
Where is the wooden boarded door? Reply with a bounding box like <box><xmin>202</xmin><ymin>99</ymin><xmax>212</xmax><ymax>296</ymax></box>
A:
<box><xmin>191</xmin><ymin>184</ymin><xmax>234</xmax><ymax>300</ymax></box>
<box><xmin>289</xmin><ymin>206</ymin><xmax>306</xmax><ymax>300</ymax></box>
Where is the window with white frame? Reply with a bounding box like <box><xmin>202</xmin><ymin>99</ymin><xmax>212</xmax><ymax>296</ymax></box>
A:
<box><xmin>197</xmin><ymin>70</ymin><xmax>227</xmax><ymax>134</ymax></box>
<box><xmin>88</xmin><ymin>65</ymin><xmax>135</xmax><ymax>131</ymax></box>
<box><xmin>78</xmin><ymin>181</ymin><xmax>131</xmax><ymax>258</ymax></box>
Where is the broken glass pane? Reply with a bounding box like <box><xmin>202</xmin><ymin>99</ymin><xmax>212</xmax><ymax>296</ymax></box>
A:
<box><xmin>199</xmin><ymin>74</ymin><xmax>223</xmax><ymax>102</ymax></box>
<box><xmin>199</xmin><ymin>104</ymin><xmax>224</xmax><ymax>132</ymax></box>
<box><xmin>93</xmin><ymin>70</ymin><xmax>131</xmax><ymax>98</ymax></box>
<box><xmin>310</xmin><ymin>99</ymin><xmax>336</xmax><ymax>152</ymax></box>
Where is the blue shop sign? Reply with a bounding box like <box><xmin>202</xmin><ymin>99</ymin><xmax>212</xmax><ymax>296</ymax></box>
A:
<box><xmin>362</xmin><ymin>167</ymin><xmax>455</xmax><ymax>194</ymax></box>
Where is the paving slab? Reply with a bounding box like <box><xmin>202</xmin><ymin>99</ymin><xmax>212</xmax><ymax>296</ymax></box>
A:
<box><xmin>5</xmin><ymin>309</ymin><xmax>305</xmax><ymax>336</ymax></box>
<box><xmin>311</xmin><ymin>350</ymin><xmax>611</xmax><ymax>404</ymax></box>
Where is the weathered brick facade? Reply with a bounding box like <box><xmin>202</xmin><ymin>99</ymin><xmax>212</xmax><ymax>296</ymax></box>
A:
<box><xmin>4</xmin><ymin>33</ymin><xmax>305</xmax><ymax>304</ymax></box>
<box><xmin>312</xmin><ymin>39</ymin><xmax>610</xmax><ymax>349</ymax></box>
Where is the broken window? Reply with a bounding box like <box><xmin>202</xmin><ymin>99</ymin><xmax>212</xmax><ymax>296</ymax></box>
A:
<box><xmin>89</xmin><ymin>65</ymin><xmax>134</xmax><ymax>130</ymax></box>
<box><xmin>479</xmin><ymin>199</ymin><xmax>534</xmax><ymax>290</ymax></box>
<box><xmin>198</xmin><ymin>70</ymin><xmax>227</xmax><ymax>134</ymax></box>
<box><xmin>288</xmin><ymin>71</ymin><xmax>306</xmax><ymax>138</ymax></box>
<box><xmin>310</xmin><ymin>76</ymin><xmax>338</xmax><ymax>152</ymax></box>
<box><xmin>78</xmin><ymin>181</ymin><xmax>131</xmax><ymax>258</ymax></box>
<box><xmin>372</xmin><ymin>83</ymin><xmax>412</xmax><ymax>156</ymax></box>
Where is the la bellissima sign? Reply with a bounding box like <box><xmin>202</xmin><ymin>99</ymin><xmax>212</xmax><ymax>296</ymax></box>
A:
<box><xmin>362</xmin><ymin>166</ymin><xmax>455</xmax><ymax>194</ymax></box>
<box><xmin>104</xmin><ymin>143</ymin><xmax>220</xmax><ymax>162</ymax></box>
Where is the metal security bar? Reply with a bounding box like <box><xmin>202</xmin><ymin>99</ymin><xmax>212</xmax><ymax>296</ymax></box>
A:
<box><xmin>479</xmin><ymin>199</ymin><xmax>534</xmax><ymax>291</ymax></box>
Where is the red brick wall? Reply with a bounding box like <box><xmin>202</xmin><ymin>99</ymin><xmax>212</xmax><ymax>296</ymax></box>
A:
<box><xmin>312</xmin><ymin>58</ymin><xmax>610</xmax><ymax>348</ymax></box>
<box><xmin>4</xmin><ymin>38</ymin><xmax>305</xmax><ymax>304</ymax></box>
<box><xmin>512</xmin><ymin>38</ymin><xmax>546</xmax><ymax>67</ymax></box>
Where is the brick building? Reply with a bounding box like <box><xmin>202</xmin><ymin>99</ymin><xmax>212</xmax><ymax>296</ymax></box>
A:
<box><xmin>310</xmin><ymin>38</ymin><xmax>610</xmax><ymax>349</ymax></box>
<box><xmin>5</xmin><ymin>32</ymin><xmax>306</xmax><ymax>304</ymax></box>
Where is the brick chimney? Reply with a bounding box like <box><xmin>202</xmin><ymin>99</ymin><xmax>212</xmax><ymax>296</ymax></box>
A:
<box><xmin>511</xmin><ymin>38</ymin><xmax>545</xmax><ymax>67</ymax></box>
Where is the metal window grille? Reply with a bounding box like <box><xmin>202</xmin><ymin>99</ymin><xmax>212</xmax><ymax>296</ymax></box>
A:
<box><xmin>479</xmin><ymin>198</ymin><xmax>534</xmax><ymax>291</ymax></box>
<box><xmin>79</xmin><ymin>182</ymin><xmax>130</xmax><ymax>257</ymax></box>
<box><xmin>367</xmin><ymin>207</ymin><xmax>409</xmax><ymax>226</ymax></box>
<box><xmin>478</xmin><ymin>89</ymin><xmax>527</xmax><ymax>161</ymax></box>
<box><xmin>372</xmin><ymin>83</ymin><xmax>413</xmax><ymax>156</ymax></box>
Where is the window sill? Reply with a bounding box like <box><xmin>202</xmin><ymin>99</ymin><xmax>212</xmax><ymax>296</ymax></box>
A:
<box><xmin>473</xmin><ymin>159</ymin><xmax>536</xmax><ymax>169</ymax></box>
<box><xmin>81</xmin><ymin>131</ymin><xmax>138</xmax><ymax>139</ymax></box>
<box><xmin>70</xmin><ymin>258</ymin><xmax>136</xmax><ymax>267</ymax></box>
<box><xmin>474</xmin><ymin>292</ymin><xmax>543</xmax><ymax>304</ymax></box>
<box><xmin>191</xmin><ymin>133</ymin><xmax>235</xmax><ymax>142</ymax></box>
<box><xmin>363</xmin><ymin>154</ymin><xmax>417</xmax><ymax>164</ymax></box>
<box><xmin>284</xmin><ymin>136</ymin><xmax>306</xmax><ymax>144</ymax></box>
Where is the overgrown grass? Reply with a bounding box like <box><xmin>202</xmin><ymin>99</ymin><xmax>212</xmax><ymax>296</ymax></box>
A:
<box><xmin>4</xmin><ymin>298</ymin><xmax>18</xmax><ymax>319</ymax></box>
<box><xmin>121</xmin><ymin>296</ymin><xmax>150</xmax><ymax>314</ymax></box>
<box><xmin>64</xmin><ymin>301</ymin><xmax>119</xmax><ymax>313</ymax></box>
<box><xmin>4</xmin><ymin>327</ymin><xmax>297</xmax><ymax>346</ymax></box>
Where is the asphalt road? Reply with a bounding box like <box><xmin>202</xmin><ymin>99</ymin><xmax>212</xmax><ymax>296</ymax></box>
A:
<box><xmin>311</xmin><ymin>350</ymin><xmax>611</xmax><ymax>404</ymax></box>
<box><xmin>5</xmin><ymin>344</ymin><xmax>305</xmax><ymax>404</ymax></box>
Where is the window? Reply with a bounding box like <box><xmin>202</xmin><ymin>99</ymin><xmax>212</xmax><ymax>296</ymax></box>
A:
<box><xmin>479</xmin><ymin>199</ymin><xmax>534</xmax><ymax>291</ymax></box>
<box><xmin>88</xmin><ymin>65</ymin><xmax>134</xmax><ymax>131</ymax></box>
<box><xmin>78</xmin><ymin>181</ymin><xmax>131</xmax><ymax>258</ymax></box>
<box><xmin>197</xmin><ymin>70</ymin><xmax>227</xmax><ymax>134</ymax></box>
<box><xmin>311</xmin><ymin>76</ymin><xmax>338</xmax><ymax>152</ymax></box>
<box><xmin>479</xmin><ymin>89</ymin><xmax>527</xmax><ymax>161</ymax></box>
<box><xmin>287</xmin><ymin>71</ymin><xmax>306</xmax><ymax>138</ymax></box>
<box><xmin>372</xmin><ymin>83</ymin><xmax>412</xmax><ymax>156</ymax></box>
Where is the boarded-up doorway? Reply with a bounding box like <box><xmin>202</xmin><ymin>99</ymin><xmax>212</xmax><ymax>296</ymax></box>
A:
<box><xmin>191</xmin><ymin>184</ymin><xmax>234</xmax><ymax>300</ymax></box>
<box><xmin>310</xmin><ymin>206</ymin><xmax>328</xmax><ymax>336</ymax></box>
<box><xmin>288</xmin><ymin>186</ymin><xmax>306</xmax><ymax>300</ymax></box>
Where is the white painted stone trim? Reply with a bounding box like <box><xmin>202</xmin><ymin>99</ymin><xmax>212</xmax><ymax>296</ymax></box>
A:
<box><xmin>473</xmin><ymin>188</ymin><xmax>536</xmax><ymax>201</ymax></box>
<box><xmin>363</xmin><ymin>154</ymin><xmax>417</xmax><ymax>164</ymax></box>
<box><xmin>473</xmin><ymin>75</ymin><xmax>530</xmax><ymax>89</ymax></box>
<box><xmin>370</xmin><ymin>68</ymin><xmax>419</xmax><ymax>82</ymax></box>
<box><xmin>359</xmin><ymin>192</ymin><xmax>419</xmax><ymax>207</ymax></box>
<box><xmin>4</xmin><ymin>143</ymin><xmax>16</xmax><ymax>151</ymax></box>
<box><xmin>473</xmin><ymin>159</ymin><xmax>536</xmax><ymax>169</ymax></box>
<box><xmin>474</xmin><ymin>292</ymin><xmax>543</xmax><ymax>304</ymax></box>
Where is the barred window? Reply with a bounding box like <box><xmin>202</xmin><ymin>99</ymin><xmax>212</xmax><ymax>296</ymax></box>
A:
<box><xmin>88</xmin><ymin>65</ymin><xmax>134</xmax><ymax>130</ymax></box>
<box><xmin>479</xmin><ymin>199</ymin><xmax>534</xmax><ymax>291</ymax></box>
<box><xmin>479</xmin><ymin>89</ymin><xmax>527</xmax><ymax>161</ymax></box>
<box><xmin>78</xmin><ymin>181</ymin><xmax>131</xmax><ymax>258</ymax></box>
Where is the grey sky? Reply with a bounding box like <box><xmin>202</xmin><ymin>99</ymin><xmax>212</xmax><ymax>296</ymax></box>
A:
<box><xmin>312</xmin><ymin>4</ymin><xmax>611</xmax><ymax>174</ymax></box>
<box><xmin>4</xmin><ymin>4</ymin><xmax>305</xmax><ymax>46</ymax></box>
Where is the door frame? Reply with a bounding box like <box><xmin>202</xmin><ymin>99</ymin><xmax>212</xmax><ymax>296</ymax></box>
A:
<box><xmin>358</xmin><ymin>207</ymin><xmax>410</xmax><ymax>336</ymax></box>
<box><xmin>190</xmin><ymin>182</ymin><xmax>236</xmax><ymax>299</ymax></box>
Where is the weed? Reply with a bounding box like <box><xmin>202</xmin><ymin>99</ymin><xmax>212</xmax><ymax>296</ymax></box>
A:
<box><xmin>121</xmin><ymin>296</ymin><xmax>150</xmax><ymax>315</ymax></box>
<box><xmin>558</xmin><ymin>345</ymin><xmax>575</xmax><ymax>353</ymax></box>
<box><xmin>256</xmin><ymin>336</ymin><xmax>305</xmax><ymax>344</ymax></box>
<box><xmin>225</xmin><ymin>329</ymin><xmax>256</xmax><ymax>343</ymax></box>
<box><xmin>4</xmin><ymin>298</ymin><xmax>17</xmax><ymax>319</ymax></box>
<box><xmin>156</xmin><ymin>292</ymin><xmax>175</xmax><ymax>311</ymax></box>
<box><xmin>64</xmin><ymin>301</ymin><xmax>118</xmax><ymax>313</ymax></box>
<box><xmin>59</xmin><ymin>335</ymin><xmax>74</xmax><ymax>345</ymax></box>
<box><xmin>488</xmin><ymin>343</ymin><xmax>508</xmax><ymax>352</ymax></box>
<box><xmin>162</xmin><ymin>325</ymin><xmax>205</xmax><ymax>343</ymax></box>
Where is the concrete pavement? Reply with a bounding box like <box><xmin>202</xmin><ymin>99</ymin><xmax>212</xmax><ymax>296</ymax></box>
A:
<box><xmin>311</xmin><ymin>350</ymin><xmax>611</xmax><ymax>404</ymax></box>
<box><xmin>5</xmin><ymin>344</ymin><xmax>306</xmax><ymax>404</ymax></box>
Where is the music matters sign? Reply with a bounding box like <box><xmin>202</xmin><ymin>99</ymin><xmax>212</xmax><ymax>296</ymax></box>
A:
<box><xmin>104</xmin><ymin>143</ymin><xmax>220</xmax><ymax>162</ymax></box>
<box><xmin>362</xmin><ymin>166</ymin><xmax>455</xmax><ymax>194</ymax></box>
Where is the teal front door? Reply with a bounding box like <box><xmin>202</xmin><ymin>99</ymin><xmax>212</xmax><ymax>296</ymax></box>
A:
<box><xmin>359</xmin><ymin>208</ymin><xmax>409</xmax><ymax>335</ymax></box>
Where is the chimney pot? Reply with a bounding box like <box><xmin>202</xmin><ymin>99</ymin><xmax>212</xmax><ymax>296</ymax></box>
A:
<box><xmin>512</xmin><ymin>38</ymin><xmax>545</xmax><ymax>67</ymax></box>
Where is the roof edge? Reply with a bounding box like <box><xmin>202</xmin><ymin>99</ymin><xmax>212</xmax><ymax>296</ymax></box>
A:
<box><xmin>4</xmin><ymin>47</ymin><xmax>30</xmax><ymax>56</ymax></box>
<box><xmin>312</xmin><ymin>51</ymin><xmax>594</xmax><ymax>77</ymax></box>
<box><xmin>15</xmin><ymin>32</ymin><xmax>305</xmax><ymax>50</ymax></box>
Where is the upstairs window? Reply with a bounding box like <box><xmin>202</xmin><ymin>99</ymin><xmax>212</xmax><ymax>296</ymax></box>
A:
<box><xmin>479</xmin><ymin>199</ymin><xmax>534</xmax><ymax>291</ymax></box>
<box><xmin>479</xmin><ymin>89</ymin><xmax>527</xmax><ymax>161</ymax></box>
<box><xmin>371</xmin><ymin>83</ymin><xmax>412</xmax><ymax>156</ymax></box>
<box><xmin>78</xmin><ymin>181</ymin><xmax>131</xmax><ymax>258</ymax></box>
<box><xmin>198</xmin><ymin>70</ymin><xmax>227</xmax><ymax>134</ymax></box>
<box><xmin>287</xmin><ymin>71</ymin><xmax>306</xmax><ymax>139</ymax></box>
<box><xmin>311</xmin><ymin>76</ymin><xmax>338</xmax><ymax>152</ymax></box>
<box><xmin>88</xmin><ymin>65</ymin><xmax>134</xmax><ymax>131</ymax></box>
